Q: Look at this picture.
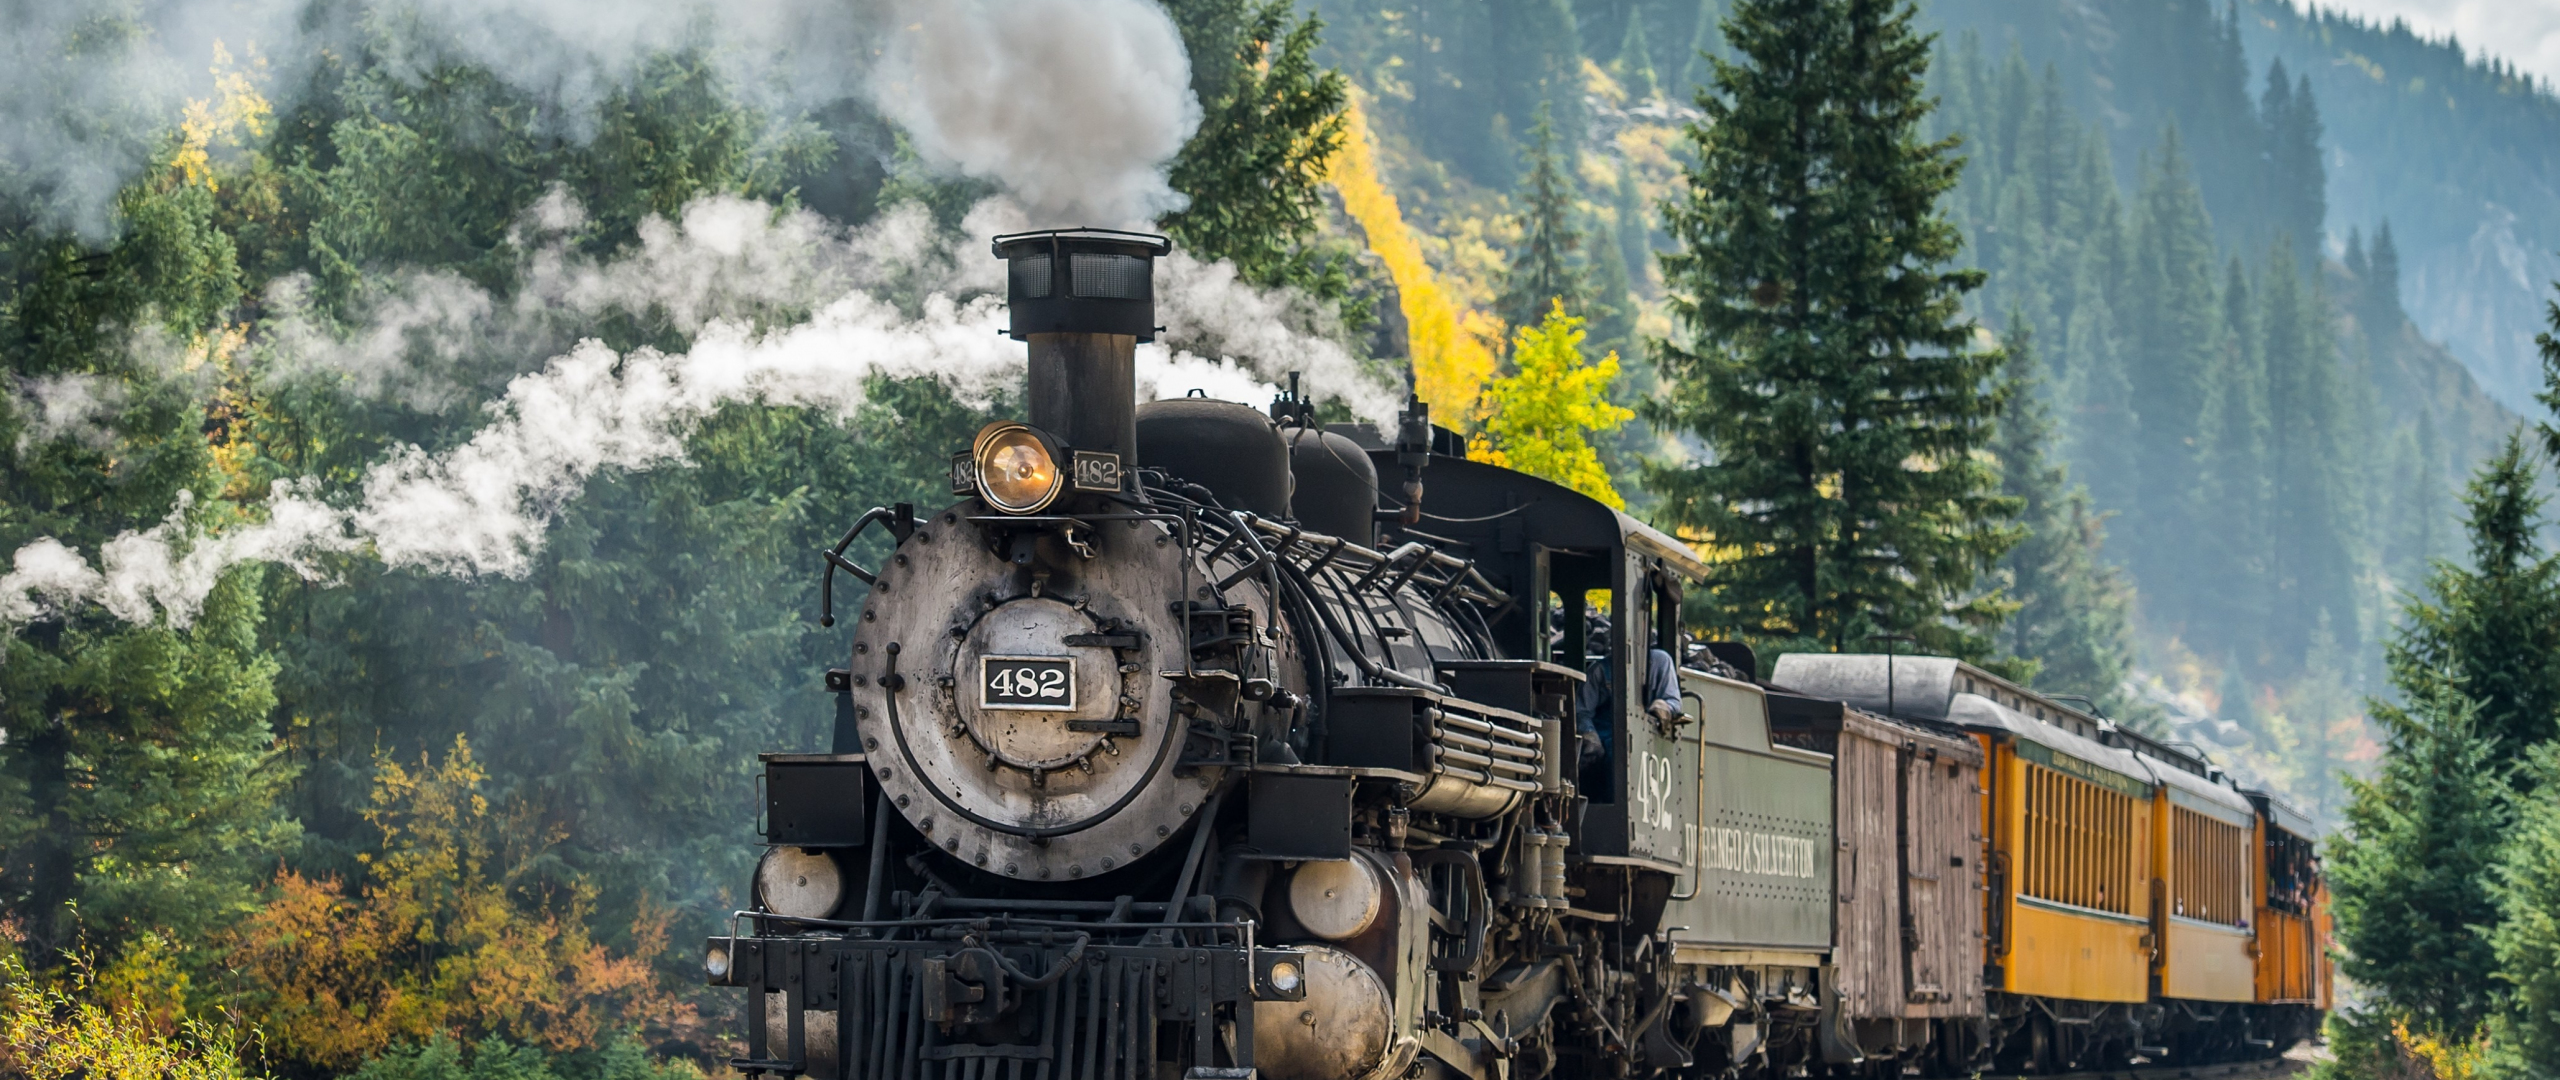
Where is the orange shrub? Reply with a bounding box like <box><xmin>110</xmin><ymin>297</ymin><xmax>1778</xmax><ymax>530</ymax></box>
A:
<box><xmin>227</xmin><ymin>737</ymin><xmax>690</xmax><ymax>1070</ymax></box>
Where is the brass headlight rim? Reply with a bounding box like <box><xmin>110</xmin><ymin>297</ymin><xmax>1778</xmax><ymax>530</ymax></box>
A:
<box><xmin>972</xmin><ymin>420</ymin><xmax>1066</xmax><ymax>514</ymax></box>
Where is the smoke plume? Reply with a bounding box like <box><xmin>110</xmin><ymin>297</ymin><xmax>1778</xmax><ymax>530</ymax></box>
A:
<box><xmin>1</xmin><ymin>195</ymin><xmax>1398</xmax><ymax>627</ymax></box>
<box><xmin>866</xmin><ymin>0</ymin><xmax>1200</xmax><ymax>226</ymax></box>
<box><xmin>3</xmin><ymin>0</ymin><xmax>1196</xmax><ymax>240</ymax></box>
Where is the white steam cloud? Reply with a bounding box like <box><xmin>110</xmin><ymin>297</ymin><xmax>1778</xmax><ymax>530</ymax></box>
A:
<box><xmin>0</xmin><ymin>195</ymin><xmax>1398</xmax><ymax>628</ymax></box>
<box><xmin>4</xmin><ymin>0</ymin><xmax>1195</xmax><ymax>241</ymax></box>
<box><xmin>10</xmin><ymin>374</ymin><xmax>127</xmax><ymax>452</ymax></box>
<box><xmin>867</xmin><ymin>0</ymin><xmax>1200</xmax><ymax>226</ymax></box>
<box><xmin>4</xmin><ymin>0</ymin><xmax>1376</xmax><ymax>629</ymax></box>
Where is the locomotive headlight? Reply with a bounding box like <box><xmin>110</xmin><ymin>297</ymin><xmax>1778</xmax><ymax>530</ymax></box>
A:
<box><xmin>1269</xmin><ymin>960</ymin><xmax>1303</xmax><ymax>993</ymax></box>
<box><xmin>973</xmin><ymin>422</ymin><xmax>1064</xmax><ymax>513</ymax></box>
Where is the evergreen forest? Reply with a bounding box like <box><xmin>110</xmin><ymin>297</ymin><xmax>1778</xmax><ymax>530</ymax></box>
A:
<box><xmin>1</xmin><ymin>0</ymin><xmax>2557</xmax><ymax>1076</ymax></box>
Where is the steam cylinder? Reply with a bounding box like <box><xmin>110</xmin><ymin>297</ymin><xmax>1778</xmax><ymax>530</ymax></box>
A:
<box><xmin>1285</xmin><ymin>426</ymin><xmax>1378</xmax><ymax>545</ymax></box>
<box><xmin>1136</xmin><ymin>398</ymin><xmax>1292</xmax><ymax>518</ymax></box>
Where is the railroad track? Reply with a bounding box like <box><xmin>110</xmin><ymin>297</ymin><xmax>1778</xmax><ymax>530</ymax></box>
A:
<box><xmin>1977</xmin><ymin>1055</ymin><xmax>2307</xmax><ymax>1080</ymax></box>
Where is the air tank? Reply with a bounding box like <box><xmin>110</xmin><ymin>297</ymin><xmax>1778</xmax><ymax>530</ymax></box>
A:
<box><xmin>1135</xmin><ymin>398</ymin><xmax>1293</xmax><ymax>519</ymax></box>
<box><xmin>1284</xmin><ymin>426</ymin><xmax>1377</xmax><ymax>545</ymax></box>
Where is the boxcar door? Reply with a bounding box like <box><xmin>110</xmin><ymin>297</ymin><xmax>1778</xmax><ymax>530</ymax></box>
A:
<box><xmin>1900</xmin><ymin>746</ymin><xmax>1946</xmax><ymax>1004</ymax></box>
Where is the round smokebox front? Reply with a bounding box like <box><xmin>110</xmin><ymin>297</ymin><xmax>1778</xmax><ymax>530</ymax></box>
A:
<box><xmin>849</xmin><ymin>509</ymin><xmax>1213</xmax><ymax>881</ymax></box>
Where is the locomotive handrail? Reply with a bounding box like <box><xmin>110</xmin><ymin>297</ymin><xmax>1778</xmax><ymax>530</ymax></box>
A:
<box><xmin>1232</xmin><ymin>512</ymin><xmax>1510</xmax><ymax>605</ymax></box>
<box><xmin>818</xmin><ymin>504</ymin><xmax>914</xmax><ymax>628</ymax></box>
<box><xmin>729</xmin><ymin>909</ymin><xmax>1251</xmax><ymax>936</ymax></box>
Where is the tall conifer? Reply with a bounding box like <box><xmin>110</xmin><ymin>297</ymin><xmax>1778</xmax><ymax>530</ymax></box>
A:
<box><xmin>2197</xmin><ymin>256</ymin><xmax>2271</xmax><ymax>655</ymax></box>
<box><xmin>1676</xmin><ymin>0</ymin><xmax>1728</xmax><ymax>98</ymax></box>
<box><xmin>1990</xmin><ymin>317</ymin><xmax>2136</xmax><ymax>708</ymax></box>
<box><xmin>2258</xmin><ymin>63</ymin><xmax>2327</xmax><ymax>265</ymax></box>
<box><xmin>2370</xmin><ymin>218</ymin><xmax>2405</xmax><ymax>325</ymax></box>
<box><xmin>2331</xmin><ymin>436</ymin><xmax>2557</xmax><ymax>1048</ymax></box>
<box><xmin>1497</xmin><ymin>103</ymin><xmax>1588</xmax><ymax>334</ymax></box>
<box><xmin>1650</xmin><ymin>0</ymin><xmax>2018</xmax><ymax>656</ymax></box>
<box><xmin>2396</xmin><ymin>433</ymin><xmax>2560</xmax><ymax>759</ymax></box>
<box><xmin>1615</xmin><ymin>11</ymin><xmax>1659</xmax><ymax>101</ymax></box>
<box><xmin>2122</xmin><ymin>127</ymin><xmax>2221</xmax><ymax>633</ymax></box>
<box><xmin>2259</xmin><ymin>243</ymin><xmax>2364</xmax><ymax>666</ymax></box>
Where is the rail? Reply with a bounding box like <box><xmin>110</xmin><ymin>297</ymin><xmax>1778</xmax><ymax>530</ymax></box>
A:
<box><xmin>1979</xmin><ymin>1054</ymin><xmax>2309</xmax><ymax>1080</ymax></box>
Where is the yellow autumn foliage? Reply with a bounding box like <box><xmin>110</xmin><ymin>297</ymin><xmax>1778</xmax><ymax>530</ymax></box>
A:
<box><xmin>172</xmin><ymin>41</ymin><xmax>270</xmax><ymax>191</ymax></box>
<box><xmin>1323</xmin><ymin>93</ymin><xmax>1502</xmax><ymax>420</ymax></box>
<box><xmin>226</xmin><ymin>737</ymin><xmax>689</xmax><ymax>1069</ymax></box>
<box><xmin>2392</xmin><ymin>1020</ymin><xmax>2493</xmax><ymax>1080</ymax></box>
<box><xmin>1</xmin><ymin>949</ymin><xmax>267</xmax><ymax>1080</ymax></box>
<box><xmin>1468</xmin><ymin>301</ymin><xmax>1631</xmax><ymax>508</ymax></box>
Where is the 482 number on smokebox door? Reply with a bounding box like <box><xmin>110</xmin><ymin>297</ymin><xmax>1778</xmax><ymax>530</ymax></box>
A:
<box><xmin>981</xmin><ymin>657</ymin><xmax>1075</xmax><ymax>711</ymax></box>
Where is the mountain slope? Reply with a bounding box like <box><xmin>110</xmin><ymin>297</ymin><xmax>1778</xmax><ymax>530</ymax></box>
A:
<box><xmin>2237</xmin><ymin>1</ymin><xmax>2560</xmax><ymax>412</ymax></box>
<box><xmin>1920</xmin><ymin>0</ymin><xmax>2560</xmax><ymax>411</ymax></box>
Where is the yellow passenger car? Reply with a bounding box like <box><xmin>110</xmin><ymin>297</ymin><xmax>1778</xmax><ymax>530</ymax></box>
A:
<box><xmin>1957</xmin><ymin>694</ymin><xmax>2157</xmax><ymax>1005</ymax></box>
<box><xmin>2149</xmin><ymin>756</ymin><xmax>2259</xmax><ymax>1003</ymax></box>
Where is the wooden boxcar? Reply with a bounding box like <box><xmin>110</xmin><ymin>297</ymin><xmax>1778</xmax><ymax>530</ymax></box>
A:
<box><xmin>1765</xmin><ymin>693</ymin><xmax>1985</xmax><ymax>1055</ymax></box>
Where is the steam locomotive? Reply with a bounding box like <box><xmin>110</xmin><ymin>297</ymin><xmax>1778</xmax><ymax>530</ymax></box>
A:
<box><xmin>703</xmin><ymin>229</ymin><xmax>2330</xmax><ymax>1079</ymax></box>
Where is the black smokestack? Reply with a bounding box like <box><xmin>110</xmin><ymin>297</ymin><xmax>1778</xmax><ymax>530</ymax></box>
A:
<box><xmin>993</xmin><ymin>228</ymin><xmax>1172</xmax><ymax>478</ymax></box>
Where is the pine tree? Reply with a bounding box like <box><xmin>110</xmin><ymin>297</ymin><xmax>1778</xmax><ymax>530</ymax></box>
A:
<box><xmin>1162</xmin><ymin>0</ymin><xmax>1351</xmax><ymax>291</ymax></box>
<box><xmin>0</xmin><ymin>157</ymin><xmax>296</xmax><ymax>963</ymax></box>
<box><xmin>1497</xmin><ymin>102</ymin><xmax>1589</xmax><ymax>333</ymax></box>
<box><xmin>1650</xmin><ymin>0</ymin><xmax>2019</xmax><ymax>657</ymax></box>
<box><xmin>2259</xmin><ymin>242</ymin><xmax>2365</xmax><ymax>669</ymax></box>
<box><xmin>1614</xmin><ymin>169</ymin><xmax>1651</xmax><ymax>296</ymax></box>
<box><xmin>2060</xmin><ymin>248</ymin><xmax>2137</xmax><ymax>518</ymax></box>
<box><xmin>2258</xmin><ymin>64</ymin><xmax>2327</xmax><ymax>266</ymax></box>
<box><xmin>2371</xmin><ymin>218</ymin><xmax>2404</xmax><ymax>320</ymax></box>
<box><xmin>2121</xmin><ymin>126</ymin><xmax>2221</xmax><ymax>634</ymax></box>
<box><xmin>1989</xmin><ymin>317</ymin><xmax>2136</xmax><ymax>707</ymax></box>
<box><xmin>2332</xmin><ymin>447</ymin><xmax>2536</xmax><ymax>1038</ymax></box>
<box><xmin>2535</xmin><ymin>274</ymin><xmax>2560</xmax><ymax>465</ymax></box>
<box><xmin>1675</xmin><ymin>0</ymin><xmax>1727</xmax><ymax>100</ymax></box>
<box><xmin>2195</xmin><ymin>256</ymin><xmax>2271</xmax><ymax>658</ymax></box>
<box><xmin>1490</xmin><ymin>0</ymin><xmax>1587</xmax><ymax>158</ymax></box>
<box><xmin>2490</xmin><ymin>744</ymin><xmax>2560</xmax><ymax>1075</ymax></box>
<box><xmin>2399</xmin><ymin>437</ymin><xmax>2560</xmax><ymax>760</ymax></box>
<box><xmin>1586</xmin><ymin>214</ymin><xmax>1639</xmax><ymax>364</ymax></box>
<box><xmin>1615</xmin><ymin>11</ymin><xmax>1660</xmax><ymax>101</ymax></box>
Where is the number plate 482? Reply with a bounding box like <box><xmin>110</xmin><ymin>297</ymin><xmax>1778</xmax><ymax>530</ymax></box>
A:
<box><xmin>980</xmin><ymin>657</ymin><xmax>1075</xmax><ymax>711</ymax></box>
